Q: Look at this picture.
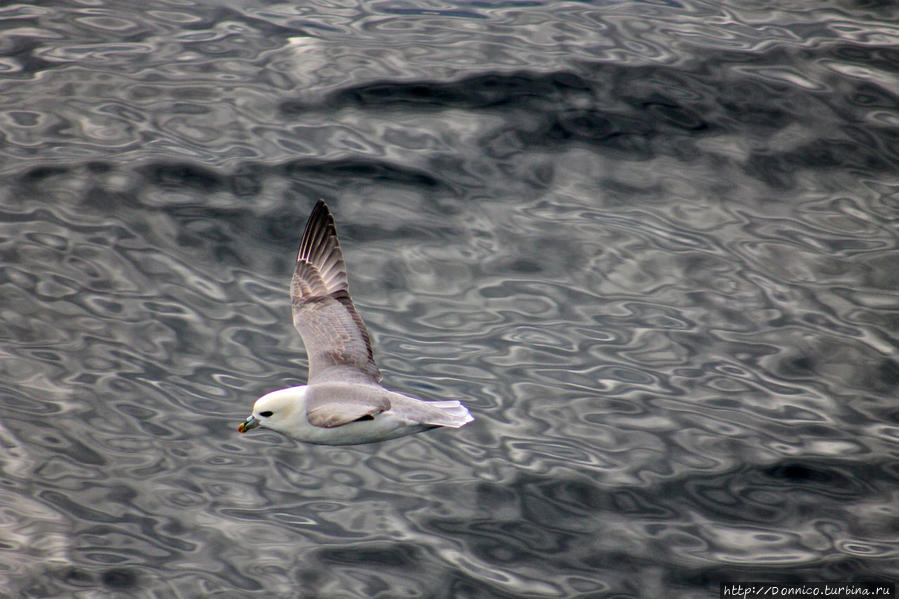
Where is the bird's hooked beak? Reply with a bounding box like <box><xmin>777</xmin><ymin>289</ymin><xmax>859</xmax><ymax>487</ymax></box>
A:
<box><xmin>238</xmin><ymin>415</ymin><xmax>260</xmax><ymax>433</ymax></box>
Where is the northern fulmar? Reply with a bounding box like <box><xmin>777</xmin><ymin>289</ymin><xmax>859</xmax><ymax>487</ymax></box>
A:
<box><xmin>237</xmin><ymin>200</ymin><xmax>473</xmax><ymax>444</ymax></box>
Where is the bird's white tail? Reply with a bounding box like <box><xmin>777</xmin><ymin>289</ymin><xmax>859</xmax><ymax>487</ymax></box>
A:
<box><xmin>425</xmin><ymin>400</ymin><xmax>474</xmax><ymax>428</ymax></box>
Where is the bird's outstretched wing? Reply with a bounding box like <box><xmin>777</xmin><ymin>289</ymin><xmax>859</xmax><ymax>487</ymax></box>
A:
<box><xmin>290</xmin><ymin>200</ymin><xmax>381</xmax><ymax>385</ymax></box>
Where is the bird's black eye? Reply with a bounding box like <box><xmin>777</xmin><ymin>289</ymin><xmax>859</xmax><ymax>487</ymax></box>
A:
<box><xmin>259</xmin><ymin>411</ymin><xmax>273</xmax><ymax>418</ymax></box>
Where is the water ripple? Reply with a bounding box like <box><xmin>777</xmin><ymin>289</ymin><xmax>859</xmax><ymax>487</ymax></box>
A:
<box><xmin>3</xmin><ymin>0</ymin><xmax>899</xmax><ymax>595</ymax></box>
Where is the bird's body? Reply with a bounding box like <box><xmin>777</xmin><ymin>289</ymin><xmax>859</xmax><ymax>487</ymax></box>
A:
<box><xmin>248</xmin><ymin>384</ymin><xmax>471</xmax><ymax>445</ymax></box>
<box><xmin>238</xmin><ymin>200</ymin><xmax>473</xmax><ymax>445</ymax></box>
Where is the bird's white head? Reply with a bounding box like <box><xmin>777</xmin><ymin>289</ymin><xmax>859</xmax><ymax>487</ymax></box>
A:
<box><xmin>238</xmin><ymin>385</ymin><xmax>308</xmax><ymax>435</ymax></box>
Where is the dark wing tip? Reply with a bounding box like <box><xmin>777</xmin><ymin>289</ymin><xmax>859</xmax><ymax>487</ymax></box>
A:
<box><xmin>298</xmin><ymin>199</ymin><xmax>336</xmax><ymax>262</ymax></box>
<box><xmin>294</xmin><ymin>200</ymin><xmax>348</xmax><ymax>298</ymax></box>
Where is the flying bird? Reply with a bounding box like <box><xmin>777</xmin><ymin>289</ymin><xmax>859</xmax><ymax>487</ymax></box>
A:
<box><xmin>238</xmin><ymin>200</ymin><xmax>473</xmax><ymax>444</ymax></box>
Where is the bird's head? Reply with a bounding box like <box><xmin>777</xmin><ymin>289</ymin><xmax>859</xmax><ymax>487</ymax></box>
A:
<box><xmin>238</xmin><ymin>385</ymin><xmax>307</xmax><ymax>435</ymax></box>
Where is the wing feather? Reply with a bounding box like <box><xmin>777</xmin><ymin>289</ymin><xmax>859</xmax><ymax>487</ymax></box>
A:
<box><xmin>290</xmin><ymin>200</ymin><xmax>381</xmax><ymax>385</ymax></box>
<box><xmin>305</xmin><ymin>384</ymin><xmax>390</xmax><ymax>428</ymax></box>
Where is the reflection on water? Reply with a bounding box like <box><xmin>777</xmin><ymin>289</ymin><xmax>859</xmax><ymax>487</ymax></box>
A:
<box><xmin>2</xmin><ymin>0</ymin><xmax>898</xmax><ymax>596</ymax></box>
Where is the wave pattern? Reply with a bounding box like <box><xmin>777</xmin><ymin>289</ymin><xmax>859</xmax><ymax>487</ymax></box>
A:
<box><xmin>1</xmin><ymin>0</ymin><xmax>899</xmax><ymax>596</ymax></box>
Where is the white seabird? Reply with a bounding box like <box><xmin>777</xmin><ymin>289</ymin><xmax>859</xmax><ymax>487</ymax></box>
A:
<box><xmin>238</xmin><ymin>200</ymin><xmax>473</xmax><ymax>445</ymax></box>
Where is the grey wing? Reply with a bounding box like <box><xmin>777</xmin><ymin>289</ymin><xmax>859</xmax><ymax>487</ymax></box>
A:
<box><xmin>291</xmin><ymin>200</ymin><xmax>382</xmax><ymax>385</ymax></box>
<box><xmin>306</xmin><ymin>384</ymin><xmax>390</xmax><ymax>428</ymax></box>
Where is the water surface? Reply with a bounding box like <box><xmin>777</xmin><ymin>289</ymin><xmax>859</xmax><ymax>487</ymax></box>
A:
<box><xmin>2</xmin><ymin>1</ymin><xmax>898</xmax><ymax>597</ymax></box>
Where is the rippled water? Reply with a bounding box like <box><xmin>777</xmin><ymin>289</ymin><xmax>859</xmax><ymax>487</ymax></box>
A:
<box><xmin>2</xmin><ymin>1</ymin><xmax>899</xmax><ymax>597</ymax></box>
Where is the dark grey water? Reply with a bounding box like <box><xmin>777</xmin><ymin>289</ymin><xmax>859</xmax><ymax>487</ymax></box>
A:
<box><xmin>2</xmin><ymin>1</ymin><xmax>899</xmax><ymax>597</ymax></box>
